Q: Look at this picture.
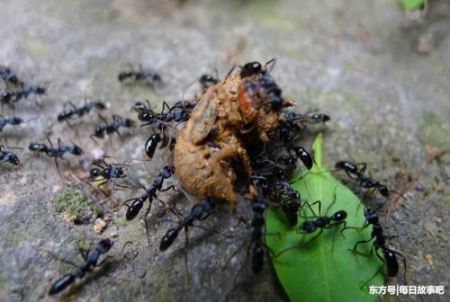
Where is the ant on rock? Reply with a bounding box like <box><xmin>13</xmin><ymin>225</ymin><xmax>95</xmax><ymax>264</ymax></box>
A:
<box><xmin>125</xmin><ymin>166</ymin><xmax>175</xmax><ymax>221</ymax></box>
<box><xmin>57</xmin><ymin>101</ymin><xmax>106</xmax><ymax>124</ymax></box>
<box><xmin>29</xmin><ymin>136</ymin><xmax>83</xmax><ymax>171</ymax></box>
<box><xmin>335</xmin><ymin>161</ymin><xmax>389</xmax><ymax>197</ymax></box>
<box><xmin>48</xmin><ymin>239</ymin><xmax>113</xmax><ymax>295</ymax></box>
<box><xmin>342</xmin><ymin>207</ymin><xmax>406</xmax><ymax>285</ymax></box>
<box><xmin>91</xmin><ymin>115</ymin><xmax>135</xmax><ymax>140</ymax></box>
<box><xmin>118</xmin><ymin>65</ymin><xmax>162</xmax><ymax>88</ymax></box>
<box><xmin>1</xmin><ymin>85</ymin><xmax>46</xmax><ymax>109</ymax></box>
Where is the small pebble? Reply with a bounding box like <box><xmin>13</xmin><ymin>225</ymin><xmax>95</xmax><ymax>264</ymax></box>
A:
<box><xmin>94</xmin><ymin>218</ymin><xmax>108</xmax><ymax>234</ymax></box>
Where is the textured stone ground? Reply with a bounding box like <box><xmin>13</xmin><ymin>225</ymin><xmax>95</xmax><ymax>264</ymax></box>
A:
<box><xmin>0</xmin><ymin>0</ymin><xmax>449</xmax><ymax>301</ymax></box>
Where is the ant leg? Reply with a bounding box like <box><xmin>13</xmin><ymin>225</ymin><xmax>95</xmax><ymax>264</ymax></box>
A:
<box><xmin>350</xmin><ymin>238</ymin><xmax>374</xmax><ymax>256</ymax></box>
<box><xmin>159</xmin><ymin>185</ymin><xmax>175</xmax><ymax>192</ymax></box>
<box><xmin>356</xmin><ymin>162</ymin><xmax>367</xmax><ymax>176</ymax></box>
<box><xmin>143</xmin><ymin>202</ymin><xmax>153</xmax><ymax>247</ymax></box>
<box><xmin>161</xmin><ymin>101</ymin><xmax>171</xmax><ymax>113</ymax></box>
<box><xmin>300</xmin><ymin>200</ymin><xmax>321</xmax><ymax>218</ymax></box>
<box><xmin>324</xmin><ymin>188</ymin><xmax>338</xmax><ymax>215</ymax></box>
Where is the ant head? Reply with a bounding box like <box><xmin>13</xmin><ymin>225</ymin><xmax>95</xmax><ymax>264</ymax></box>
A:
<box><xmin>72</xmin><ymin>145</ymin><xmax>83</xmax><ymax>155</ymax></box>
<box><xmin>7</xmin><ymin>153</ymin><xmax>20</xmax><ymax>166</ymax></box>
<box><xmin>36</xmin><ymin>87</ymin><xmax>46</xmax><ymax>95</ymax></box>
<box><xmin>118</xmin><ymin>72</ymin><xmax>128</xmax><ymax>81</ymax></box>
<box><xmin>152</xmin><ymin>74</ymin><xmax>162</xmax><ymax>82</ymax></box>
<box><xmin>240</xmin><ymin>61</ymin><xmax>262</xmax><ymax>78</ymax></box>
<box><xmin>378</xmin><ymin>185</ymin><xmax>389</xmax><ymax>197</ymax></box>
<box><xmin>11</xmin><ymin>117</ymin><xmax>23</xmax><ymax>125</ymax></box>
<box><xmin>139</xmin><ymin>111</ymin><xmax>154</xmax><ymax>121</ymax></box>
<box><xmin>162</xmin><ymin>166</ymin><xmax>173</xmax><ymax>177</ymax></box>
<box><xmin>90</xmin><ymin>168</ymin><xmax>102</xmax><ymax>178</ymax></box>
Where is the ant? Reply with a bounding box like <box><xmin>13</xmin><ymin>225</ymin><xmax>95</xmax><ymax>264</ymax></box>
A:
<box><xmin>125</xmin><ymin>166</ymin><xmax>175</xmax><ymax>221</ymax></box>
<box><xmin>91</xmin><ymin>115</ymin><xmax>135</xmax><ymax>140</ymax></box>
<box><xmin>29</xmin><ymin>137</ymin><xmax>83</xmax><ymax>171</ymax></box>
<box><xmin>118</xmin><ymin>65</ymin><xmax>162</xmax><ymax>87</ymax></box>
<box><xmin>0</xmin><ymin>145</ymin><xmax>20</xmax><ymax>166</ymax></box>
<box><xmin>273</xmin><ymin>122</ymin><xmax>313</xmax><ymax>170</ymax></box>
<box><xmin>0</xmin><ymin>115</ymin><xmax>23</xmax><ymax>132</ymax></box>
<box><xmin>199</xmin><ymin>73</ymin><xmax>218</xmax><ymax>92</ymax></box>
<box><xmin>133</xmin><ymin>100</ymin><xmax>191</xmax><ymax>128</ymax></box>
<box><xmin>160</xmin><ymin>197</ymin><xmax>215</xmax><ymax>251</ymax></box>
<box><xmin>88</xmin><ymin>158</ymin><xmax>129</xmax><ymax>194</ymax></box>
<box><xmin>335</xmin><ymin>161</ymin><xmax>389</xmax><ymax>197</ymax></box>
<box><xmin>57</xmin><ymin>101</ymin><xmax>106</xmax><ymax>123</ymax></box>
<box><xmin>0</xmin><ymin>66</ymin><xmax>23</xmax><ymax>87</ymax></box>
<box><xmin>283</xmin><ymin>110</ymin><xmax>330</xmax><ymax>128</ymax></box>
<box><xmin>249</xmin><ymin>196</ymin><xmax>268</xmax><ymax>273</ymax></box>
<box><xmin>298</xmin><ymin>197</ymin><xmax>347</xmax><ymax>243</ymax></box>
<box><xmin>239</xmin><ymin>58</ymin><xmax>276</xmax><ymax>78</ymax></box>
<box><xmin>1</xmin><ymin>85</ymin><xmax>45</xmax><ymax>108</ymax></box>
<box><xmin>48</xmin><ymin>239</ymin><xmax>113</xmax><ymax>295</ymax></box>
<box><xmin>343</xmin><ymin>207</ymin><xmax>406</xmax><ymax>284</ymax></box>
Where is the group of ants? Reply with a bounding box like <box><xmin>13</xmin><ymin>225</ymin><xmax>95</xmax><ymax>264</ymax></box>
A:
<box><xmin>0</xmin><ymin>63</ymin><xmax>405</xmax><ymax>297</ymax></box>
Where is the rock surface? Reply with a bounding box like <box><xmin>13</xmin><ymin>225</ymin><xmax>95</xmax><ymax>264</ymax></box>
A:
<box><xmin>0</xmin><ymin>0</ymin><xmax>449</xmax><ymax>301</ymax></box>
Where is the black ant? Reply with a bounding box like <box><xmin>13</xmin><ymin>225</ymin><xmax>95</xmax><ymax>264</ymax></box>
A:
<box><xmin>57</xmin><ymin>101</ymin><xmax>106</xmax><ymax>123</ymax></box>
<box><xmin>48</xmin><ymin>239</ymin><xmax>113</xmax><ymax>295</ymax></box>
<box><xmin>125</xmin><ymin>166</ymin><xmax>175</xmax><ymax>221</ymax></box>
<box><xmin>133</xmin><ymin>101</ymin><xmax>191</xmax><ymax>128</ymax></box>
<box><xmin>0</xmin><ymin>115</ymin><xmax>23</xmax><ymax>132</ymax></box>
<box><xmin>29</xmin><ymin>137</ymin><xmax>83</xmax><ymax>171</ymax></box>
<box><xmin>0</xmin><ymin>66</ymin><xmax>23</xmax><ymax>87</ymax></box>
<box><xmin>160</xmin><ymin>197</ymin><xmax>215</xmax><ymax>251</ymax></box>
<box><xmin>118</xmin><ymin>65</ymin><xmax>162</xmax><ymax>87</ymax></box>
<box><xmin>274</xmin><ymin>122</ymin><xmax>313</xmax><ymax>170</ymax></box>
<box><xmin>1</xmin><ymin>85</ymin><xmax>45</xmax><ymax>108</ymax></box>
<box><xmin>298</xmin><ymin>197</ymin><xmax>347</xmax><ymax>243</ymax></box>
<box><xmin>335</xmin><ymin>161</ymin><xmax>389</xmax><ymax>197</ymax></box>
<box><xmin>199</xmin><ymin>73</ymin><xmax>218</xmax><ymax>92</ymax></box>
<box><xmin>88</xmin><ymin>158</ymin><xmax>129</xmax><ymax>194</ymax></box>
<box><xmin>249</xmin><ymin>196</ymin><xmax>268</xmax><ymax>273</ymax></box>
<box><xmin>91</xmin><ymin>115</ymin><xmax>135</xmax><ymax>140</ymax></box>
<box><xmin>343</xmin><ymin>207</ymin><xmax>406</xmax><ymax>284</ymax></box>
<box><xmin>283</xmin><ymin>110</ymin><xmax>330</xmax><ymax>128</ymax></box>
<box><xmin>0</xmin><ymin>145</ymin><xmax>20</xmax><ymax>166</ymax></box>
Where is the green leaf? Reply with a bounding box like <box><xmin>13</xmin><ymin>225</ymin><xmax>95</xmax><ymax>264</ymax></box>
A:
<box><xmin>266</xmin><ymin>133</ymin><xmax>384</xmax><ymax>302</ymax></box>
<box><xmin>399</xmin><ymin>0</ymin><xmax>426</xmax><ymax>11</ymax></box>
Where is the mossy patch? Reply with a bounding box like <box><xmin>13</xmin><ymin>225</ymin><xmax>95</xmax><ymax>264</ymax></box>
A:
<box><xmin>54</xmin><ymin>187</ymin><xmax>101</xmax><ymax>224</ymax></box>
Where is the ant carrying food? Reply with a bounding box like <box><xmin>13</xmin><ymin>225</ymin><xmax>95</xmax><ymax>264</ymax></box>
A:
<box><xmin>48</xmin><ymin>239</ymin><xmax>113</xmax><ymax>295</ymax></box>
<box><xmin>118</xmin><ymin>65</ymin><xmax>162</xmax><ymax>88</ymax></box>
<box><xmin>342</xmin><ymin>207</ymin><xmax>406</xmax><ymax>284</ymax></box>
<box><xmin>57</xmin><ymin>101</ymin><xmax>106</xmax><ymax>123</ymax></box>
<box><xmin>335</xmin><ymin>161</ymin><xmax>389</xmax><ymax>197</ymax></box>
<box><xmin>0</xmin><ymin>145</ymin><xmax>20</xmax><ymax>166</ymax></box>
<box><xmin>29</xmin><ymin>137</ymin><xmax>83</xmax><ymax>171</ymax></box>
<box><xmin>88</xmin><ymin>158</ymin><xmax>129</xmax><ymax>194</ymax></box>
<box><xmin>91</xmin><ymin>114</ymin><xmax>135</xmax><ymax>140</ymax></box>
